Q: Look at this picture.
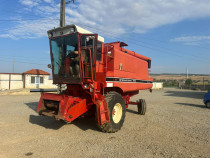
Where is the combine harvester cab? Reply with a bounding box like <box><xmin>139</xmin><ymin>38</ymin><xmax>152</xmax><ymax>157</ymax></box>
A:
<box><xmin>37</xmin><ymin>24</ymin><xmax>153</xmax><ymax>132</ymax></box>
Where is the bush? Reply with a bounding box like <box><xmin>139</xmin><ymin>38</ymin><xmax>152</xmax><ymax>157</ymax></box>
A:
<box><xmin>185</xmin><ymin>79</ymin><xmax>192</xmax><ymax>86</ymax></box>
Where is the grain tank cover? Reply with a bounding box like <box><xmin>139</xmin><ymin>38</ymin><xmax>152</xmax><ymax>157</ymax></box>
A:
<box><xmin>47</xmin><ymin>24</ymin><xmax>104</xmax><ymax>42</ymax></box>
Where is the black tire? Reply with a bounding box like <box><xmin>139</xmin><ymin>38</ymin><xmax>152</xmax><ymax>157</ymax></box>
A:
<box><xmin>137</xmin><ymin>99</ymin><xmax>146</xmax><ymax>115</ymax></box>
<box><xmin>97</xmin><ymin>91</ymin><xmax>126</xmax><ymax>133</ymax></box>
<box><xmin>206</xmin><ymin>101</ymin><xmax>210</xmax><ymax>109</ymax></box>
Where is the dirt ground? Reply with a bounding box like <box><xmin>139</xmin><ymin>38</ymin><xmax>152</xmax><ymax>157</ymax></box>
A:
<box><xmin>0</xmin><ymin>88</ymin><xmax>209</xmax><ymax>158</ymax></box>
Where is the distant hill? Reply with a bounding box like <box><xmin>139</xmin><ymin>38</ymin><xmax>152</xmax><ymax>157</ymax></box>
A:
<box><xmin>150</xmin><ymin>74</ymin><xmax>210</xmax><ymax>81</ymax></box>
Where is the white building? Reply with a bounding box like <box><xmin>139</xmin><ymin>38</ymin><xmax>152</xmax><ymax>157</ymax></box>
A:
<box><xmin>152</xmin><ymin>82</ymin><xmax>163</xmax><ymax>89</ymax></box>
<box><xmin>0</xmin><ymin>69</ymin><xmax>57</xmax><ymax>91</ymax></box>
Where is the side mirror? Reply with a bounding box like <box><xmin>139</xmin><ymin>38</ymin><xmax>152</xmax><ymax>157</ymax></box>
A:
<box><xmin>148</xmin><ymin>60</ymin><xmax>151</xmax><ymax>69</ymax></box>
<box><xmin>48</xmin><ymin>64</ymin><xmax>52</xmax><ymax>69</ymax></box>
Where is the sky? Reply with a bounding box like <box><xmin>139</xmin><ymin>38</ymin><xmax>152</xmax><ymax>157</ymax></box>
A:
<box><xmin>0</xmin><ymin>0</ymin><xmax>210</xmax><ymax>74</ymax></box>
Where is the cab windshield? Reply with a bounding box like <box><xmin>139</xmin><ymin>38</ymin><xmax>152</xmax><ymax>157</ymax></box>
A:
<box><xmin>50</xmin><ymin>34</ymin><xmax>81</xmax><ymax>83</ymax></box>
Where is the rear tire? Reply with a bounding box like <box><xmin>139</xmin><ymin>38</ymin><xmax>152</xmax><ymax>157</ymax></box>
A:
<box><xmin>206</xmin><ymin>101</ymin><xmax>210</xmax><ymax>109</ymax></box>
<box><xmin>137</xmin><ymin>99</ymin><xmax>146</xmax><ymax>115</ymax></box>
<box><xmin>98</xmin><ymin>91</ymin><xmax>126</xmax><ymax>133</ymax></box>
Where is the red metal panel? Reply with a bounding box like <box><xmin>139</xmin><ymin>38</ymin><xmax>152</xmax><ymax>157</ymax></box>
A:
<box><xmin>37</xmin><ymin>93</ymin><xmax>89</xmax><ymax>123</ymax></box>
<box><xmin>41</xmin><ymin>93</ymin><xmax>65</xmax><ymax>101</ymax></box>
<box><xmin>96</xmin><ymin>99</ymin><xmax>110</xmax><ymax>125</ymax></box>
<box><xmin>113</xmin><ymin>48</ymin><xmax>150</xmax><ymax>80</ymax></box>
<box><xmin>105</xmin><ymin>42</ymin><xmax>153</xmax><ymax>92</ymax></box>
<box><xmin>121</xmin><ymin>47</ymin><xmax>151</xmax><ymax>61</ymax></box>
<box><xmin>64</xmin><ymin>98</ymin><xmax>87</xmax><ymax>122</ymax></box>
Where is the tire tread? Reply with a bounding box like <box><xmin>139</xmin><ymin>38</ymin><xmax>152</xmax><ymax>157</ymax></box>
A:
<box><xmin>97</xmin><ymin>91</ymin><xmax>125</xmax><ymax>133</ymax></box>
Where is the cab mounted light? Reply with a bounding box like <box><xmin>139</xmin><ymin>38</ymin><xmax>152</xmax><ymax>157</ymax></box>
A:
<box><xmin>48</xmin><ymin>32</ymin><xmax>53</xmax><ymax>38</ymax></box>
<box><xmin>69</xmin><ymin>27</ymin><xmax>75</xmax><ymax>33</ymax></box>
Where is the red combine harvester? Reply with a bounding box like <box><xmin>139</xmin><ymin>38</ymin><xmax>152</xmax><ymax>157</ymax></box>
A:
<box><xmin>37</xmin><ymin>24</ymin><xmax>153</xmax><ymax>132</ymax></box>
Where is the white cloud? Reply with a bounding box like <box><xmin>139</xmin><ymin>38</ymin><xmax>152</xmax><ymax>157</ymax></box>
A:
<box><xmin>183</xmin><ymin>42</ymin><xmax>200</xmax><ymax>46</ymax></box>
<box><xmin>73</xmin><ymin>0</ymin><xmax>210</xmax><ymax>34</ymax></box>
<box><xmin>1</xmin><ymin>19</ymin><xmax>59</xmax><ymax>39</ymax></box>
<box><xmin>43</xmin><ymin>0</ymin><xmax>53</xmax><ymax>3</ymax></box>
<box><xmin>2</xmin><ymin>0</ymin><xmax>210</xmax><ymax>39</ymax></box>
<box><xmin>19</xmin><ymin>0</ymin><xmax>53</xmax><ymax>7</ymax></box>
<box><xmin>170</xmin><ymin>35</ymin><xmax>210</xmax><ymax>45</ymax></box>
<box><xmin>171</xmin><ymin>36</ymin><xmax>210</xmax><ymax>42</ymax></box>
<box><xmin>19</xmin><ymin>0</ymin><xmax>40</xmax><ymax>7</ymax></box>
<box><xmin>35</xmin><ymin>5</ymin><xmax>59</xmax><ymax>15</ymax></box>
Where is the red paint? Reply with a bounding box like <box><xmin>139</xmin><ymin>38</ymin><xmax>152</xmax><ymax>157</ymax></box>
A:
<box><xmin>23</xmin><ymin>69</ymin><xmax>50</xmax><ymax>75</ymax></box>
<box><xmin>37</xmin><ymin>31</ymin><xmax>153</xmax><ymax>126</ymax></box>
<box><xmin>37</xmin><ymin>93</ymin><xmax>88</xmax><ymax>122</ymax></box>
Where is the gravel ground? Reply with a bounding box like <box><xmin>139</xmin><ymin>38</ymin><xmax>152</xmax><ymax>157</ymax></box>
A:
<box><xmin>0</xmin><ymin>88</ymin><xmax>209</xmax><ymax>158</ymax></box>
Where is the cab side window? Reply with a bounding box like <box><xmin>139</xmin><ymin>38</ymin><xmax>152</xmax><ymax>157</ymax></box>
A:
<box><xmin>96</xmin><ymin>41</ymin><xmax>102</xmax><ymax>61</ymax></box>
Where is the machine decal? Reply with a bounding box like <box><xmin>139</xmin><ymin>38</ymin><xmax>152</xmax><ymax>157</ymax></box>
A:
<box><xmin>106</xmin><ymin>77</ymin><xmax>153</xmax><ymax>84</ymax></box>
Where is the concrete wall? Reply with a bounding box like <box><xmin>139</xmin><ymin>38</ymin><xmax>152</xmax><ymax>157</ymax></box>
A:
<box><xmin>0</xmin><ymin>74</ymin><xmax>57</xmax><ymax>90</ymax></box>
<box><xmin>152</xmin><ymin>82</ymin><xmax>163</xmax><ymax>89</ymax></box>
<box><xmin>0</xmin><ymin>74</ymin><xmax>23</xmax><ymax>90</ymax></box>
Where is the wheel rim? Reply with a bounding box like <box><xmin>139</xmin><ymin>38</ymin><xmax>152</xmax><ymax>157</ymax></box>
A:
<box><xmin>112</xmin><ymin>103</ymin><xmax>123</xmax><ymax>123</ymax></box>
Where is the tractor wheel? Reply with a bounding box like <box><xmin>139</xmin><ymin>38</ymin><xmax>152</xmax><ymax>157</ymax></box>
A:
<box><xmin>206</xmin><ymin>101</ymin><xmax>210</xmax><ymax>109</ymax></box>
<box><xmin>137</xmin><ymin>99</ymin><xmax>146</xmax><ymax>115</ymax></box>
<box><xmin>98</xmin><ymin>91</ymin><xmax>126</xmax><ymax>133</ymax></box>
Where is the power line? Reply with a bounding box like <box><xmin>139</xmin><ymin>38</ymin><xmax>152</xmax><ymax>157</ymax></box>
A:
<box><xmin>0</xmin><ymin>19</ymin><xmax>58</xmax><ymax>32</ymax></box>
<box><xmin>0</xmin><ymin>18</ymin><xmax>59</xmax><ymax>21</ymax></box>
<box><xmin>0</xmin><ymin>59</ymin><xmax>47</xmax><ymax>66</ymax></box>
<box><xmin>0</xmin><ymin>19</ymin><xmax>209</xmax><ymax>65</ymax></box>
<box><xmin>76</xmin><ymin>23</ymin><xmax>210</xmax><ymax>55</ymax></box>
<box><xmin>75</xmin><ymin>23</ymin><xmax>210</xmax><ymax>64</ymax></box>
<box><xmin>0</xmin><ymin>55</ymin><xmax>50</xmax><ymax>62</ymax></box>
<box><xmin>1</xmin><ymin>0</ymin><xmax>209</xmax><ymax>53</ymax></box>
<box><xmin>1</xmin><ymin>22</ymin><xmax>208</xmax><ymax>64</ymax></box>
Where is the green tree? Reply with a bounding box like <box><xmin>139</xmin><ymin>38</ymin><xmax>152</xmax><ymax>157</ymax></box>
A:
<box><xmin>185</xmin><ymin>79</ymin><xmax>192</xmax><ymax>86</ymax></box>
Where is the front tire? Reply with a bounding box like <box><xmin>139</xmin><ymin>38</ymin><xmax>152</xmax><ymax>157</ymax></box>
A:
<box><xmin>98</xmin><ymin>91</ymin><xmax>126</xmax><ymax>133</ymax></box>
<box><xmin>206</xmin><ymin>101</ymin><xmax>210</xmax><ymax>109</ymax></box>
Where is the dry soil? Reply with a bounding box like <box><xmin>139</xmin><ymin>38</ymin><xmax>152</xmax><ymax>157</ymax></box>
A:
<box><xmin>0</xmin><ymin>88</ymin><xmax>209</xmax><ymax>158</ymax></box>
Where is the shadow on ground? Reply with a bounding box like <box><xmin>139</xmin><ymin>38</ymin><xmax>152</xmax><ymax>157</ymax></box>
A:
<box><xmin>164</xmin><ymin>90</ymin><xmax>205</xmax><ymax>99</ymax></box>
<box><xmin>126</xmin><ymin>109</ymin><xmax>138</xmax><ymax>114</ymax></box>
<box><xmin>175</xmin><ymin>103</ymin><xmax>206</xmax><ymax>109</ymax></box>
<box><xmin>25</xmin><ymin>102</ymin><xmax>38</xmax><ymax>112</ymax></box>
<box><xmin>29</xmin><ymin>115</ymin><xmax>100</xmax><ymax>131</ymax></box>
<box><xmin>72</xmin><ymin>117</ymin><xmax>99</xmax><ymax>131</ymax></box>
<box><xmin>29</xmin><ymin>115</ymin><xmax>66</xmax><ymax>130</ymax></box>
<box><xmin>26</xmin><ymin>102</ymin><xmax>100</xmax><ymax>131</ymax></box>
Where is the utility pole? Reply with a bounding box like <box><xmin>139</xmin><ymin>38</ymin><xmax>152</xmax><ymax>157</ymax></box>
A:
<box><xmin>58</xmin><ymin>0</ymin><xmax>75</xmax><ymax>93</ymax></box>
<box><xmin>60</xmin><ymin>0</ymin><xmax>75</xmax><ymax>27</ymax></box>
<box><xmin>186</xmin><ymin>67</ymin><xmax>188</xmax><ymax>79</ymax></box>
<box><xmin>203</xmin><ymin>77</ymin><xmax>205</xmax><ymax>90</ymax></box>
<box><xmin>58</xmin><ymin>0</ymin><xmax>66</xmax><ymax>93</ymax></box>
<box><xmin>60</xmin><ymin>0</ymin><xmax>66</xmax><ymax>27</ymax></box>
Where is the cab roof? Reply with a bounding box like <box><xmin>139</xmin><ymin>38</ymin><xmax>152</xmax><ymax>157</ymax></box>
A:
<box><xmin>47</xmin><ymin>24</ymin><xmax>104</xmax><ymax>42</ymax></box>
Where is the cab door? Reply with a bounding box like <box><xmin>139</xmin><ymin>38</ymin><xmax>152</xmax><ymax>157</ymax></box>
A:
<box><xmin>79</xmin><ymin>34</ymin><xmax>98</xmax><ymax>83</ymax></box>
